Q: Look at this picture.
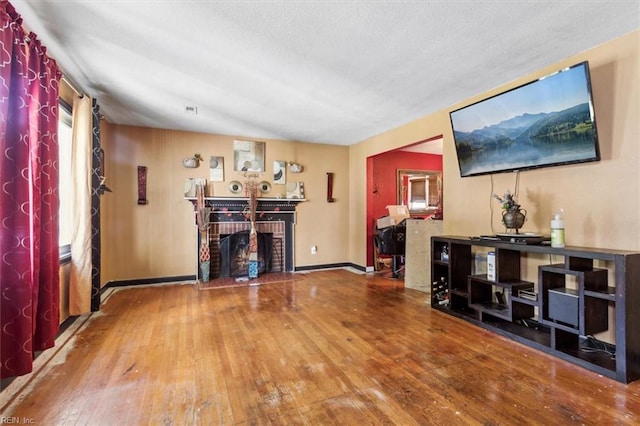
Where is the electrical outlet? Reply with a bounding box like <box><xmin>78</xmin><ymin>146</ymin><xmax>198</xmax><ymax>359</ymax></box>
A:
<box><xmin>311</xmin><ymin>245</ymin><xmax>317</xmax><ymax>254</ymax></box>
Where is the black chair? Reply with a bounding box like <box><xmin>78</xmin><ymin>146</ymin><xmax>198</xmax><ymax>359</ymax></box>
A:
<box><xmin>374</xmin><ymin>220</ymin><xmax>406</xmax><ymax>278</ymax></box>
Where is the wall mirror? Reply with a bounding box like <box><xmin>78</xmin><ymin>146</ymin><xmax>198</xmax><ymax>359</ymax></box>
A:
<box><xmin>397</xmin><ymin>169</ymin><xmax>442</xmax><ymax>216</ymax></box>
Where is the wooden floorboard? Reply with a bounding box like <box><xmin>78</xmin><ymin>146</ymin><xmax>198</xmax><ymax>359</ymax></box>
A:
<box><xmin>1</xmin><ymin>269</ymin><xmax>639</xmax><ymax>425</ymax></box>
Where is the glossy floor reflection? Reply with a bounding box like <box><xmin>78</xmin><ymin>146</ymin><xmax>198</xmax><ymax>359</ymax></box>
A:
<box><xmin>2</xmin><ymin>269</ymin><xmax>639</xmax><ymax>424</ymax></box>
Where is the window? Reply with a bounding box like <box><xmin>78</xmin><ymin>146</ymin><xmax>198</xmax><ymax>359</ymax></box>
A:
<box><xmin>408</xmin><ymin>177</ymin><xmax>428</xmax><ymax>211</ymax></box>
<box><xmin>58</xmin><ymin>100</ymin><xmax>72</xmax><ymax>259</ymax></box>
<box><xmin>397</xmin><ymin>169</ymin><xmax>442</xmax><ymax>215</ymax></box>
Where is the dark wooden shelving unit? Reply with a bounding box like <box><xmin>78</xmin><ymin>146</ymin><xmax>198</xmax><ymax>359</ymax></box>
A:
<box><xmin>431</xmin><ymin>236</ymin><xmax>640</xmax><ymax>384</ymax></box>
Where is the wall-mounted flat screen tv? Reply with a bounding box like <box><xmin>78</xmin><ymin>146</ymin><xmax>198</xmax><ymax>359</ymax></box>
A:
<box><xmin>450</xmin><ymin>61</ymin><xmax>600</xmax><ymax>177</ymax></box>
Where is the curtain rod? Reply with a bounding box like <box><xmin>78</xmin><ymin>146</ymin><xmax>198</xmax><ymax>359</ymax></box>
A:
<box><xmin>15</xmin><ymin>8</ymin><xmax>86</xmax><ymax>100</ymax></box>
<box><xmin>62</xmin><ymin>75</ymin><xmax>84</xmax><ymax>99</ymax></box>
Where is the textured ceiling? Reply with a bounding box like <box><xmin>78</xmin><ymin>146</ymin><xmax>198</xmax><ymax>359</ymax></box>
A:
<box><xmin>11</xmin><ymin>1</ymin><xmax>640</xmax><ymax>146</ymax></box>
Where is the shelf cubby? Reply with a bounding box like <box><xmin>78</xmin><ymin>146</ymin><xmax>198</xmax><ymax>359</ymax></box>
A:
<box><xmin>540</xmin><ymin>264</ymin><xmax>609</xmax><ymax>336</ymax></box>
<box><xmin>430</xmin><ymin>235</ymin><xmax>640</xmax><ymax>384</ymax></box>
<box><xmin>467</xmin><ymin>274</ymin><xmax>535</xmax><ymax>322</ymax></box>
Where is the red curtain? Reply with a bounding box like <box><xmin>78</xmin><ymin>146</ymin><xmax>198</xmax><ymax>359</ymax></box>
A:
<box><xmin>1</xmin><ymin>1</ymin><xmax>62</xmax><ymax>379</ymax></box>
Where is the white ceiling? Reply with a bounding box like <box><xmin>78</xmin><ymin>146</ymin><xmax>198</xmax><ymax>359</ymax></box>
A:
<box><xmin>12</xmin><ymin>1</ymin><xmax>640</xmax><ymax>146</ymax></box>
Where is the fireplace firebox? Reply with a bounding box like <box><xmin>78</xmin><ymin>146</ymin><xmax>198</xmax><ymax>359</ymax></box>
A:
<box><xmin>219</xmin><ymin>231</ymin><xmax>273</xmax><ymax>277</ymax></box>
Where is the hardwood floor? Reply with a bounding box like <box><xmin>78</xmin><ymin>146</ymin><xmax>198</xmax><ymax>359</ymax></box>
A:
<box><xmin>2</xmin><ymin>269</ymin><xmax>639</xmax><ymax>425</ymax></box>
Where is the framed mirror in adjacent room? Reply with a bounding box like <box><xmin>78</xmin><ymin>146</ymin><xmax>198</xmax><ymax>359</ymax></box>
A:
<box><xmin>397</xmin><ymin>169</ymin><xmax>442</xmax><ymax>218</ymax></box>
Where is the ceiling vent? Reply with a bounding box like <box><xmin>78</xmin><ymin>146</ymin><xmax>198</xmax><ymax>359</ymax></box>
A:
<box><xmin>184</xmin><ymin>106</ymin><xmax>198</xmax><ymax>115</ymax></box>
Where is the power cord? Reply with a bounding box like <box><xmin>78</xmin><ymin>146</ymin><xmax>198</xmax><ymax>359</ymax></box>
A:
<box><xmin>490</xmin><ymin>175</ymin><xmax>496</xmax><ymax>234</ymax></box>
<box><xmin>580</xmin><ymin>335</ymin><xmax>616</xmax><ymax>359</ymax></box>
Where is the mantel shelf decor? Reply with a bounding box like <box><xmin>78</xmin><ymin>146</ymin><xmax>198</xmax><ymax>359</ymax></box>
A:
<box><xmin>185</xmin><ymin>196</ymin><xmax>306</xmax><ymax>208</ymax></box>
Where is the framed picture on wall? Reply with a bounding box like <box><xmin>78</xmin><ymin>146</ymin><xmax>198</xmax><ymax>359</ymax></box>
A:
<box><xmin>209</xmin><ymin>156</ymin><xmax>224</xmax><ymax>182</ymax></box>
<box><xmin>233</xmin><ymin>140</ymin><xmax>265</xmax><ymax>172</ymax></box>
<box><xmin>274</xmin><ymin>160</ymin><xmax>286</xmax><ymax>184</ymax></box>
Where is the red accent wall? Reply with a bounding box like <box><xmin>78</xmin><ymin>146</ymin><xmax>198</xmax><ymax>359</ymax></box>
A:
<box><xmin>367</xmin><ymin>151</ymin><xmax>442</xmax><ymax>266</ymax></box>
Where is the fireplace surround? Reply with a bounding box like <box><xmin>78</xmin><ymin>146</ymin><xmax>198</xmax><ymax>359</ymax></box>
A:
<box><xmin>188</xmin><ymin>197</ymin><xmax>303</xmax><ymax>280</ymax></box>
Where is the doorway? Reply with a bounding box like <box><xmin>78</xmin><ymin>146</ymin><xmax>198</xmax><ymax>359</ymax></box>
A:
<box><xmin>366</xmin><ymin>135</ymin><xmax>443</xmax><ymax>270</ymax></box>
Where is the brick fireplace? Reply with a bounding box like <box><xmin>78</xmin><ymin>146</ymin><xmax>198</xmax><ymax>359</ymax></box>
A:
<box><xmin>189</xmin><ymin>197</ymin><xmax>303</xmax><ymax>280</ymax></box>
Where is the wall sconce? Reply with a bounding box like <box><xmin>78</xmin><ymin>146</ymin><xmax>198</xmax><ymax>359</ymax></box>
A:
<box><xmin>288</xmin><ymin>162</ymin><xmax>303</xmax><ymax>173</ymax></box>
<box><xmin>327</xmin><ymin>172</ymin><xmax>335</xmax><ymax>203</ymax></box>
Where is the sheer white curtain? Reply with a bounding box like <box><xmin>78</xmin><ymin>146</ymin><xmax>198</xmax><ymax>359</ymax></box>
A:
<box><xmin>69</xmin><ymin>94</ymin><xmax>94</xmax><ymax>315</ymax></box>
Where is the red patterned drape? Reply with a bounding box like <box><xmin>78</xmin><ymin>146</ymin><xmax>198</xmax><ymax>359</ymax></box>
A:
<box><xmin>0</xmin><ymin>1</ymin><xmax>62</xmax><ymax>379</ymax></box>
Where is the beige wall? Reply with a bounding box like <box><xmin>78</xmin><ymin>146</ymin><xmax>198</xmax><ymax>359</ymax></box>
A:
<box><xmin>99</xmin><ymin>30</ymin><xmax>638</xmax><ymax>284</ymax></box>
<box><xmin>100</xmin><ymin>126</ymin><xmax>350</xmax><ymax>284</ymax></box>
<box><xmin>349</xmin><ymin>30</ymin><xmax>640</xmax><ymax>267</ymax></box>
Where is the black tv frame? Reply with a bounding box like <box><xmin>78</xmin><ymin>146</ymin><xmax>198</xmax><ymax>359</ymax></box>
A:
<box><xmin>449</xmin><ymin>61</ymin><xmax>600</xmax><ymax>177</ymax></box>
